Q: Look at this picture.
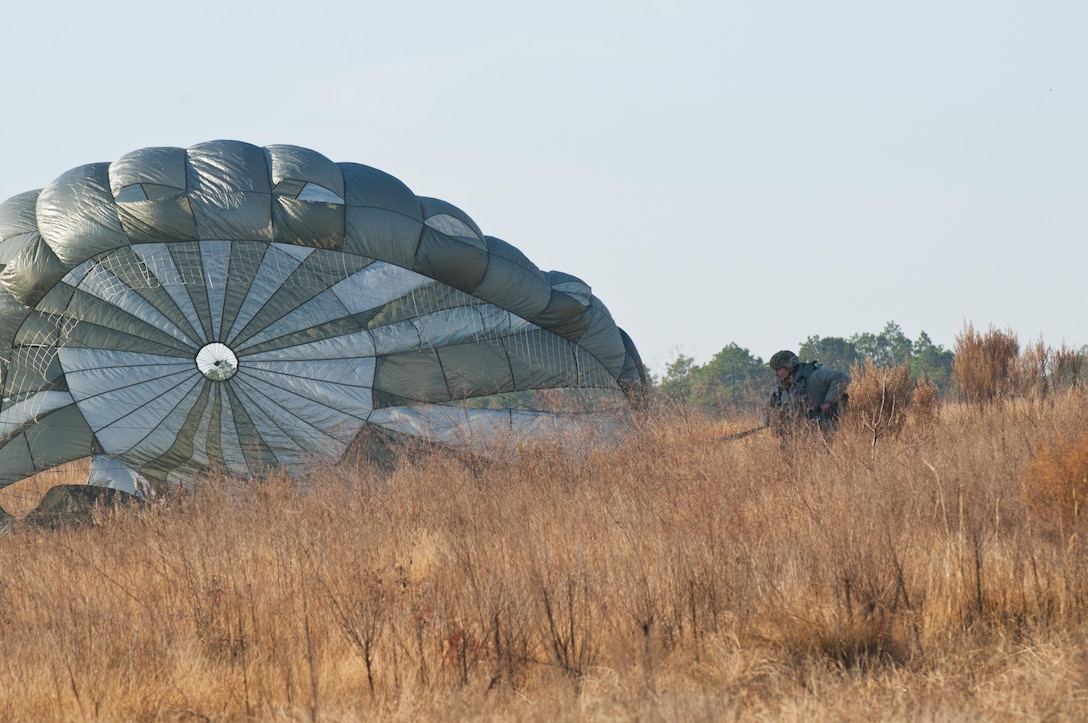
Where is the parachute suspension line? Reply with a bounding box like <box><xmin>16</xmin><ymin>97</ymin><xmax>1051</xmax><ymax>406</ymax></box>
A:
<box><xmin>471</xmin><ymin>305</ymin><xmax>484</xmax><ymax>345</ymax></box>
<box><xmin>176</xmin><ymin>247</ymin><xmax>206</xmax><ymax>288</ymax></box>
<box><xmin>573</xmin><ymin>342</ymin><xmax>584</xmax><ymax>406</ymax></box>
<box><xmin>408</xmin><ymin>282</ymin><xmax>425</xmax><ymax>324</ymax></box>
<box><xmin>275</xmin><ymin>243</ymin><xmax>354</xmax><ymax>291</ymax></box>
<box><xmin>133</xmin><ymin>244</ymin><xmax>184</xmax><ymax>288</ymax></box>
<box><xmin>84</xmin><ymin>253</ymin><xmax>146</xmax><ymax>301</ymax></box>
<box><xmin>8</xmin><ymin>309</ymin><xmax>80</xmax><ymax>409</ymax></box>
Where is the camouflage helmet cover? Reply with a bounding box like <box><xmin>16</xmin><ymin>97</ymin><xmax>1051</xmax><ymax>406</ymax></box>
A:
<box><xmin>769</xmin><ymin>350</ymin><xmax>800</xmax><ymax>370</ymax></box>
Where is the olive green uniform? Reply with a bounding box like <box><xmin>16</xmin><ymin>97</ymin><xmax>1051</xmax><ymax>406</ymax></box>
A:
<box><xmin>767</xmin><ymin>361</ymin><xmax>850</xmax><ymax>432</ymax></box>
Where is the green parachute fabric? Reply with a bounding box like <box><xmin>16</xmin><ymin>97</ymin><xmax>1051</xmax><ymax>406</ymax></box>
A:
<box><xmin>0</xmin><ymin>141</ymin><xmax>646</xmax><ymax>491</ymax></box>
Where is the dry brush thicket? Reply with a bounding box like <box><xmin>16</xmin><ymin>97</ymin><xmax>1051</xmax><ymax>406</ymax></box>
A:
<box><xmin>953</xmin><ymin>322</ymin><xmax>1084</xmax><ymax>403</ymax></box>
<box><xmin>3</xmin><ymin>351</ymin><xmax>1088</xmax><ymax>720</ymax></box>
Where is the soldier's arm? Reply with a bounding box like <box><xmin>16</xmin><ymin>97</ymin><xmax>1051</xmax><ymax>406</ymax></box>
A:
<box><xmin>824</xmin><ymin>369</ymin><xmax>850</xmax><ymax>404</ymax></box>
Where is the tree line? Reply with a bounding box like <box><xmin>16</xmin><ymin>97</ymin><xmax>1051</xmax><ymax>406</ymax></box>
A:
<box><xmin>652</xmin><ymin>321</ymin><xmax>1083</xmax><ymax>417</ymax></box>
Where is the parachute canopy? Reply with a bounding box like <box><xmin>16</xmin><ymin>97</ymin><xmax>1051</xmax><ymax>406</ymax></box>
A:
<box><xmin>0</xmin><ymin>140</ymin><xmax>645</xmax><ymax>490</ymax></box>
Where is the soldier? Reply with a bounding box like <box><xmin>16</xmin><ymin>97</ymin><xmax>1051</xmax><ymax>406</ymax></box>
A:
<box><xmin>765</xmin><ymin>350</ymin><xmax>850</xmax><ymax>434</ymax></box>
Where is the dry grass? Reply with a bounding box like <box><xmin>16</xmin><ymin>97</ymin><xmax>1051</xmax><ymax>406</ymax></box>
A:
<box><xmin>4</xmin><ymin>390</ymin><xmax>1088</xmax><ymax>720</ymax></box>
<box><xmin>1021</xmin><ymin>431</ymin><xmax>1088</xmax><ymax>538</ymax></box>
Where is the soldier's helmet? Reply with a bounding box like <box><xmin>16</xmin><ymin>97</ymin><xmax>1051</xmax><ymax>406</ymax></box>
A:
<box><xmin>769</xmin><ymin>350</ymin><xmax>800</xmax><ymax>370</ymax></box>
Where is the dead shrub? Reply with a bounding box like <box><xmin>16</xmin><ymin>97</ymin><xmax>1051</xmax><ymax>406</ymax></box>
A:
<box><xmin>846</xmin><ymin>358</ymin><xmax>913</xmax><ymax>441</ymax></box>
<box><xmin>1020</xmin><ymin>432</ymin><xmax>1088</xmax><ymax>536</ymax></box>
<box><xmin>1052</xmin><ymin>343</ymin><xmax>1085</xmax><ymax>391</ymax></box>
<box><xmin>953</xmin><ymin>323</ymin><xmax>1019</xmax><ymax>404</ymax></box>
<box><xmin>907</xmin><ymin>376</ymin><xmax>940</xmax><ymax>433</ymax></box>
<box><xmin>1012</xmin><ymin>340</ymin><xmax>1049</xmax><ymax>399</ymax></box>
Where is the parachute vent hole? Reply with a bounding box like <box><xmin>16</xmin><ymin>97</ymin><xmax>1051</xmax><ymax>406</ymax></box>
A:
<box><xmin>196</xmin><ymin>343</ymin><xmax>238</xmax><ymax>381</ymax></box>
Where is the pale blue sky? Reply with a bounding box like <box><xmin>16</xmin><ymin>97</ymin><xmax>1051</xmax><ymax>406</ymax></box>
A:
<box><xmin>2</xmin><ymin>1</ymin><xmax>1084</xmax><ymax>375</ymax></box>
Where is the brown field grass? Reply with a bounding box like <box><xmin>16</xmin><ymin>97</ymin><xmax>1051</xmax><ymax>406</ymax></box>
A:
<box><xmin>3</xmin><ymin>387</ymin><xmax>1088</xmax><ymax>721</ymax></box>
